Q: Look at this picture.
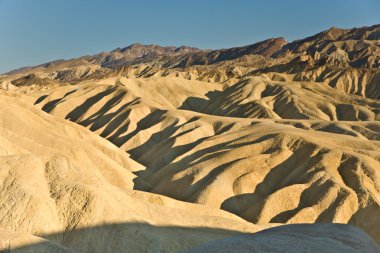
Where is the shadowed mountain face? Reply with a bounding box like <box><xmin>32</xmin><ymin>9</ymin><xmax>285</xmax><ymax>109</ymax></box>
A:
<box><xmin>0</xmin><ymin>24</ymin><xmax>380</xmax><ymax>252</ymax></box>
<box><xmin>185</xmin><ymin>224</ymin><xmax>380</xmax><ymax>253</ymax></box>
<box><xmin>2</xmin><ymin>224</ymin><xmax>379</xmax><ymax>253</ymax></box>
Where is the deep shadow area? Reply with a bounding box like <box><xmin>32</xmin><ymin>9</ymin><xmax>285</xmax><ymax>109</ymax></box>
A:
<box><xmin>4</xmin><ymin>223</ymin><xmax>379</xmax><ymax>253</ymax></box>
<box><xmin>178</xmin><ymin>79</ymin><xmax>254</xmax><ymax>118</ymax></box>
<box><xmin>34</xmin><ymin>95</ymin><xmax>48</xmax><ymax>105</ymax></box>
<box><xmin>65</xmin><ymin>87</ymin><xmax>117</xmax><ymax>121</ymax></box>
<box><xmin>185</xmin><ymin>223</ymin><xmax>380</xmax><ymax>253</ymax></box>
<box><xmin>220</xmin><ymin>143</ymin><xmax>321</xmax><ymax>220</ymax></box>
<box><xmin>40</xmin><ymin>89</ymin><xmax>78</xmax><ymax>113</ymax></box>
<box><xmin>132</xmin><ymin>133</ymin><xmax>277</xmax><ymax>195</ymax></box>
<box><xmin>2</xmin><ymin>222</ymin><xmax>248</xmax><ymax>253</ymax></box>
<box><xmin>178</xmin><ymin>89</ymin><xmax>221</xmax><ymax>113</ymax></box>
<box><xmin>108</xmin><ymin>109</ymin><xmax>167</xmax><ymax>147</ymax></box>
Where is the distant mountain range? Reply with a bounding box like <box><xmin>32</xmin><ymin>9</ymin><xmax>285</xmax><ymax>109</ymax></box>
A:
<box><xmin>2</xmin><ymin>24</ymin><xmax>379</xmax><ymax>100</ymax></box>
<box><xmin>5</xmin><ymin>24</ymin><xmax>380</xmax><ymax>76</ymax></box>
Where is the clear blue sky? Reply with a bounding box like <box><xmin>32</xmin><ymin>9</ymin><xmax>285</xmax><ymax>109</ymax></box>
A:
<box><xmin>0</xmin><ymin>0</ymin><xmax>379</xmax><ymax>73</ymax></box>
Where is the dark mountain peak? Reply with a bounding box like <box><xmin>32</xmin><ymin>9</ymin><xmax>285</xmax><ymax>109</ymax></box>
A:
<box><xmin>267</xmin><ymin>37</ymin><xmax>287</xmax><ymax>43</ymax></box>
<box><xmin>119</xmin><ymin>43</ymin><xmax>157</xmax><ymax>52</ymax></box>
<box><xmin>292</xmin><ymin>24</ymin><xmax>380</xmax><ymax>45</ymax></box>
<box><xmin>319</xmin><ymin>26</ymin><xmax>347</xmax><ymax>40</ymax></box>
<box><xmin>244</xmin><ymin>37</ymin><xmax>288</xmax><ymax>57</ymax></box>
<box><xmin>111</xmin><ymin>43</ymin><xmax>146</xmax><ymax>52</ymax></box>
<box><xmin>174</xmin><ymin>45</ymin><xmax>202</xmax><ymax>53</ymax></box>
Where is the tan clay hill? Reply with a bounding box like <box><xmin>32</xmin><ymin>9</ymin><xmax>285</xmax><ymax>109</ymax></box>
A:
<box><xmin>0</xmin><ymin>25</ymin><xmax>380</xmax><ymax>252</ymax></box>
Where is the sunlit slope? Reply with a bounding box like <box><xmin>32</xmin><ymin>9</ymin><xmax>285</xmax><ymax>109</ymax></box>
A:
<box><xmin>0</xmin><ymin>92</ymin><xmax>277</xmax><ymax>253</ymax></box>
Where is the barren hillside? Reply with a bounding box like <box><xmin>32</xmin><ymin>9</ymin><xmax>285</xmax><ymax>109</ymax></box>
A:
<box><xmin>0</xmin><ymin>24</ymin><xmax>379</xmax><ymax>252</ymax></box>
